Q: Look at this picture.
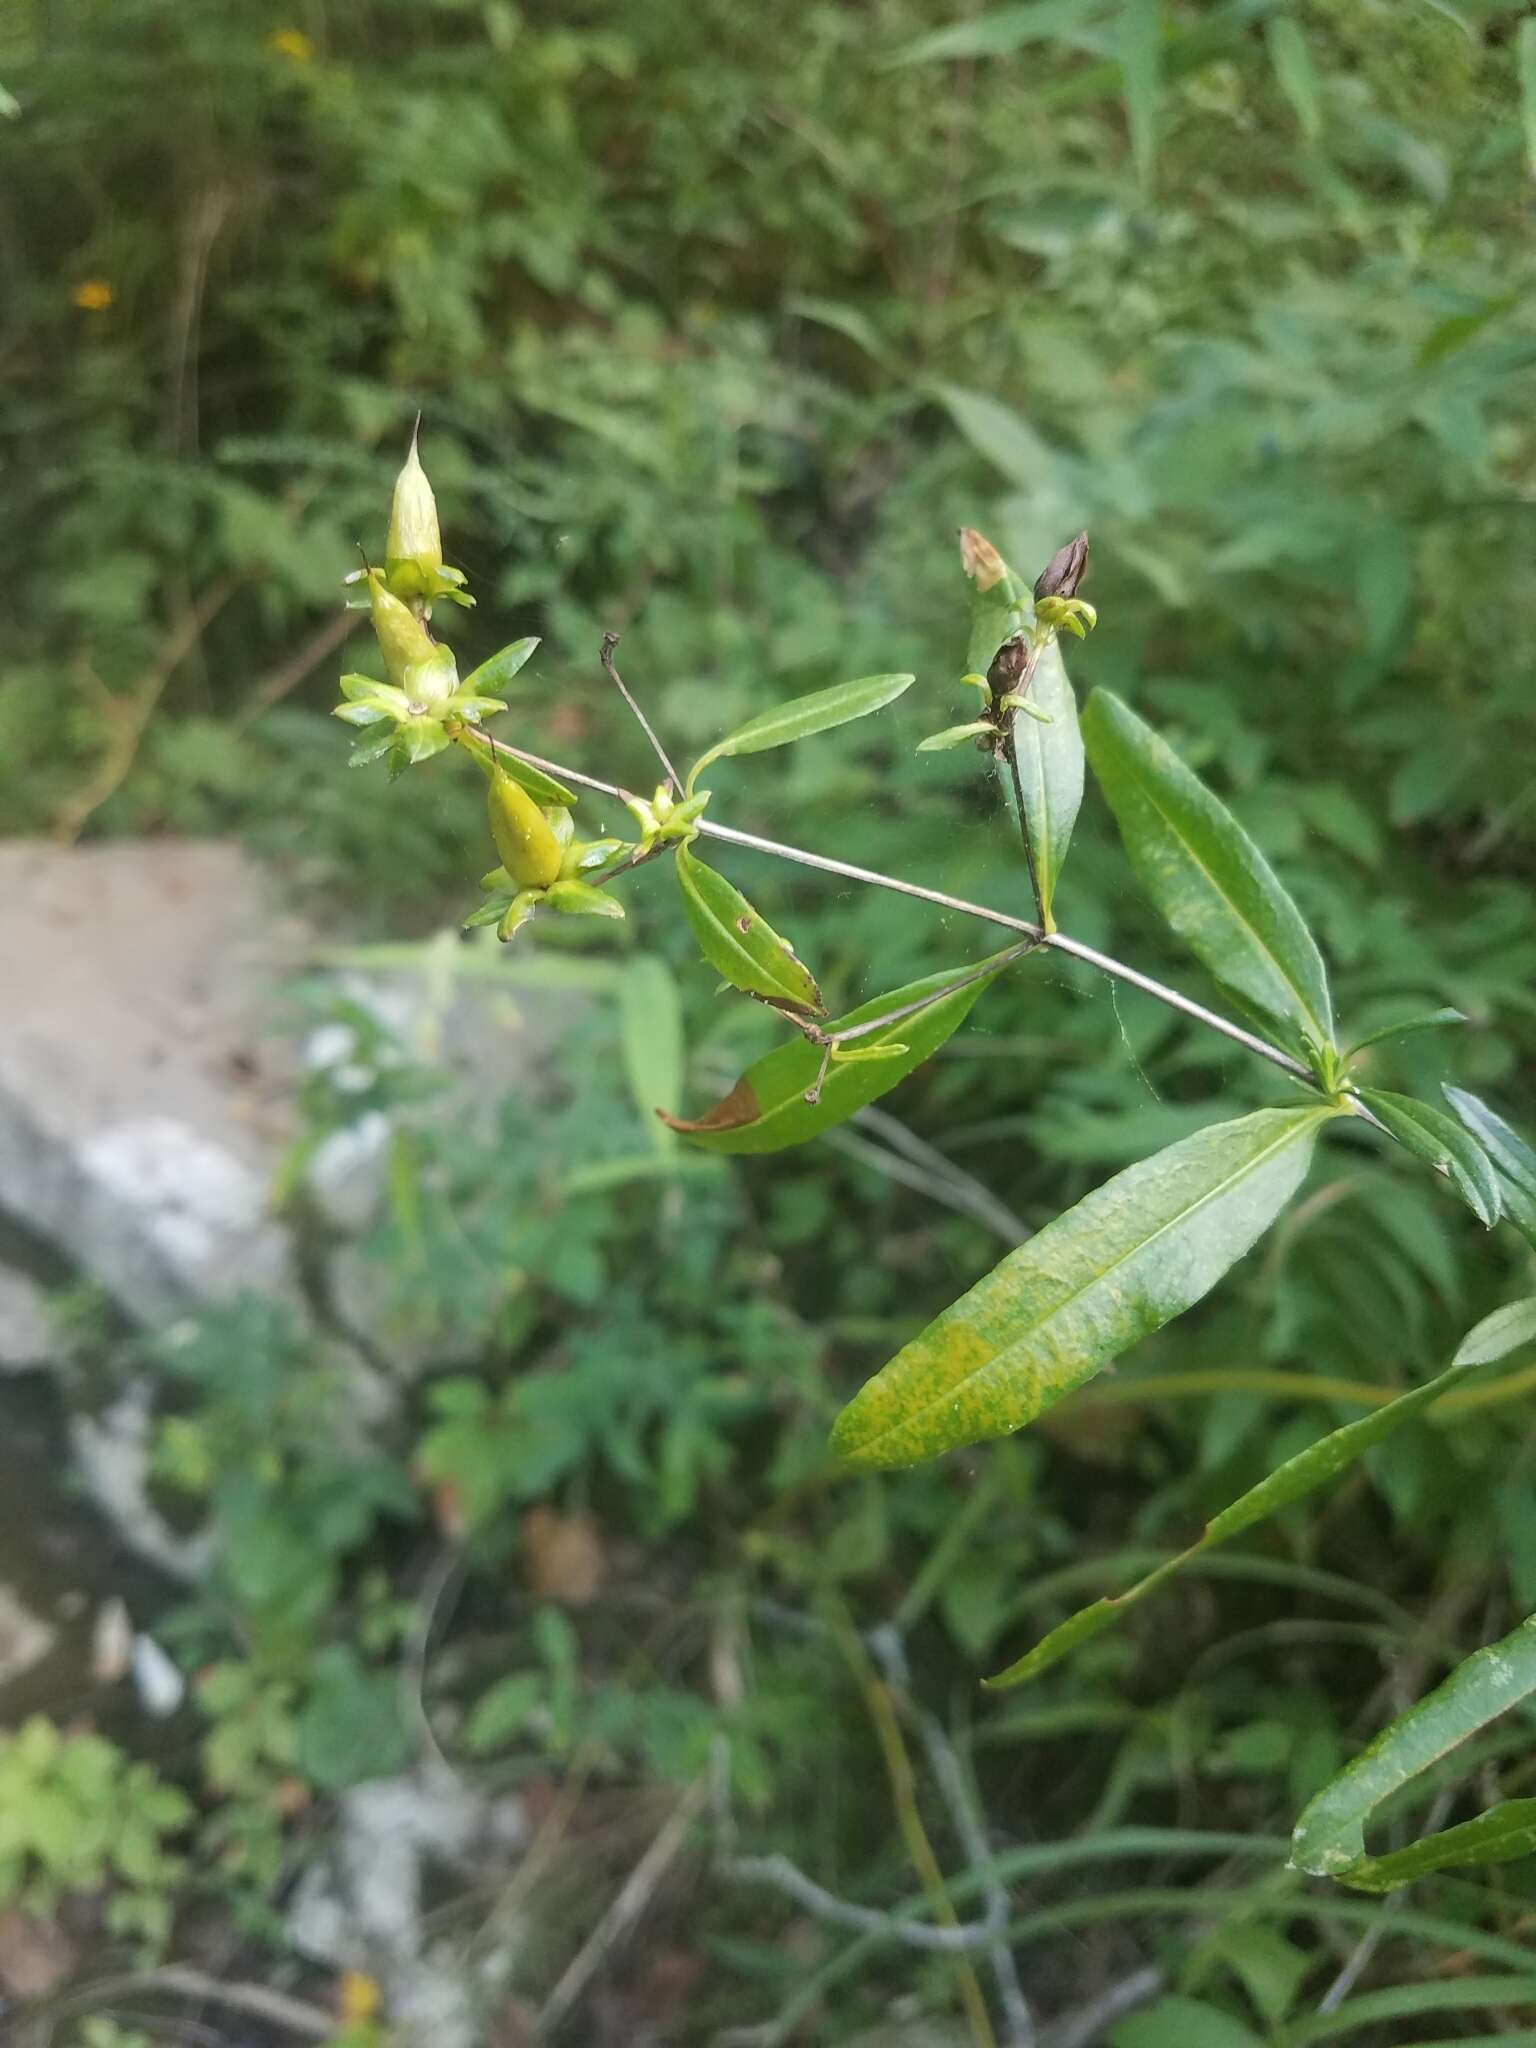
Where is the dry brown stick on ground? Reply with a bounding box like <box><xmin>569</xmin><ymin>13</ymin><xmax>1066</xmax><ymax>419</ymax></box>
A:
<box><xmin>536</xmin><ymin>1773</ymin><xmax>710</xmax><ymax>2037</ymax></box>
<box><xmin>52</xmin><ymin>574</ymin><xmax>240</xmax><ymax>843</ymax></box>
<box><xmin>233</xmin><ymin>605</ymin><xmax>364</xmax><ymax>732</ymax></box>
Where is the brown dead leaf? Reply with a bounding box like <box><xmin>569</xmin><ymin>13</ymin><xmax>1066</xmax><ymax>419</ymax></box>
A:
<box><xmin>655</xmin><ymin>1077</ymin><xmax>760</xmax><ymax>1135</ymax></box>
<box><xmin>0</xmin><ymin>1908</ymin><xmax>76</xmax><ymax>1998</ymax></box>
<box><xmin>522</xmin><ymin>1506</ymin><xmax>605</xmax><ymax>1605</ymax></box>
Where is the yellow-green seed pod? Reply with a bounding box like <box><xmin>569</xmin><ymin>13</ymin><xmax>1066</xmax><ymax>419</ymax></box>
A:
<box><xmin>488</xmin><ymin>767</ymin><xmax>564</xmax><ymax>888</ymax></box>
<box><xmin>368</xmin><ymin>568</ymin><xmax>436</xmax><ymax>681</ymax></box>
<box><xmin>367</xmin><ymin>569</ymin><xmax>456</xmax><ymax>705</ymax></box>
<box><xmin>386</xmin><ymin>423</ymin><xmax>443</xmax><ymax>581</ymax></box>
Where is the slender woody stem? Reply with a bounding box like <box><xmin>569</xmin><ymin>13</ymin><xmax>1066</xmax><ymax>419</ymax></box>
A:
<box><xmin>482</xmin><ymin>733</ymin><xmax>1317</xmax><ymax>1089</ymax></box>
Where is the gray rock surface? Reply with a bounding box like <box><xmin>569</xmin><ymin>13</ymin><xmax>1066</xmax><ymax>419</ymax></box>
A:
<box><xmin>0</xmin><ymin>1268</ymin><xmax>56</xmax><ymax>1372</ymax></box>
<box><xmin>0</xmin><ymin>840</ymin><xmax>306</xmax><ymax>1325</ymax></box>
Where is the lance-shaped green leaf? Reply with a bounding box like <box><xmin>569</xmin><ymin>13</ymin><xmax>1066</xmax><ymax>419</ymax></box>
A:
<box><xmin>1453</xmin><ymin>1298</ymin><xmax>1536</xmax><ymax>1368</ymax></box>
<box><xmin>988</xmin><ymin>1350</ymin><xmax>1480</xmax><ymax>1691</ymax></box>
<box><xmin>1357</xmin><ymin>1089</ymin><xmax>1501</xmax><ymax>1228</ymax></box>
<box><xmin>658</xmin><ymin>950</ymin><xmax>1022</xmax><ymax>1155</ymax></box>
<box><xmin>460</xmin><ymin>635</ymin><xmax>540</xmax><ymax>697</ymax></box>
<box><xmin>1346</xmin><ymin>1007</ymin><xmax>1465</xmax><ymax>1058</ymax></box>
<box><xmin>688</xmin><ymin>674</ymin><xmax>914</xmax><ymax>789</ymax></box>
<box><xmin>1081</xmin><ymin>689</ymin><xmax>1334</xmax><ymax>1058</ymax></box>
<box><xmin>918</xmin><ymin>720</ymin><xmax>995</xmax><ymax>753</ymax></box>
<box><xmin>1010</xmin><ymin>634</ymin><xmax>1083</xmax><ymax>933</ymax></box>
<box><xmin>1291</xmin><ymin>1609</ymin><xmax>1536</xmax><ymax>1890</ymax></box>
<box><xmin>832</xmin><ymin>1105</ymin><xmax>1336</xmax><ymax>1470</ymax></box>
<box><xmin>674</xmin><ymin>842</ymin><xmax>823</xmax><ymax>1015</ymax></box>
<box><xmin>1444</xmin><ymin>1087</ymin><xmax>1536</xmax><ymax>1246</ymax></box>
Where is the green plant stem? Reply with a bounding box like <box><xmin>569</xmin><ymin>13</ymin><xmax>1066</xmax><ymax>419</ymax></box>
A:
<box><xmin>486</xmin><ymin>732</ymin><xmax>1316</xmax><ymax>1086</ymax></box>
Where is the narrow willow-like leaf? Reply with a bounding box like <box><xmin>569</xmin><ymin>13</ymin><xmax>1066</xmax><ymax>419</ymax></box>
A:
<box><xmin>1266</xmin><ymin>15</ymin><xmax>1322</xmax><ymax>143</ymax></box>
<box><xmin>1291</xmin><ymin>1609</ymin><xmax>1536</xmax><ymax>1890</ymax></box>
<box><xmin>619</xmin><ymin>956</ymin><xmax>683</xmax><ymax>1159</ymax></box>
<box><xmin>1446</xmin><ymin>1092</ymin><xmax>1536</xmax><ymax>1249</ymax></box>
<box><xmin>1444</xmin><ymin>1087</ymin><xmax>1536</xmax><ymax>1201</ymax></box>
<box><xmin>988</xmin><ymin>1351</ymin><xmax>1475</xmax><ymax>1690</ymax></box>
<box><xmin>832</xmin><ymin>1105</ymin><xmax>1336</xmax><ymax>1470</ymax></box>
<box><xmin>461</xmin><ymin>636</ymin><xmax>540</xmax><ymax>696</ymax></box>
<box><xmin>1346</xmin><ymin>1007</ymin><xmax>1464</xmax><ymax>1057</ymax></box>
<box><xmin>657</xmin><ymin>951</ymin><xmax>1020</xmax><ymax>1155</ymax></box>
<box><xmin>689</xmin><ymin>674</ymin><xmax>914</xmax><ymax>785</ymax></box>
<box><xmin>918</xmin><ymin>720</ymin><xmax>994</xmax><ymax>752</ymax></box>
<box><xmin>1359</xmin><ymin>1089</ymin><xmax>1501</xmax><ymax>1228</ymax></box>
<box><xmin>674</xmin><ymin>843</ymin><xmax>823</xmax><ymax>1015</ymax></box>
<box><xmin>1454</xmin><ymin>1298</ymin><xmax>1536</xmax><ymax>1368</ymax></box>
<box><xmin>1082</xmin><ymin>689</ymin><xmax>1334</xmax><ymax>1056</ymax></box>
<box><xmin>1011</xmin><ymin>635</ymin><xmax>1083</xmax><ymax>931</ymax></box>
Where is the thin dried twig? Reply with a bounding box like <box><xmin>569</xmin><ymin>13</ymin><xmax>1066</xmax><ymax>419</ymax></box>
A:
<box><xmin>537</xmin><ymin>1773</ymin><xmax>710</xmax><ymax>2037</ymax></box>
<box><xmin>1040</xmin><ymin>1965</ymin><xmax>1165</xmax><ymax>2048</ymax></box>
<box><xmin>601</xmin><ymin>630</ymin><xmax>682</xmax><ymax>795</ymax></box>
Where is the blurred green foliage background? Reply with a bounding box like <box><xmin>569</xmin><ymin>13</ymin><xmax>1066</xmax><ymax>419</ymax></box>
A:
<box><xmin>4</xmin><ymin>1</ymin><xmax>1536</xmax><ymax>2041</ymax></box>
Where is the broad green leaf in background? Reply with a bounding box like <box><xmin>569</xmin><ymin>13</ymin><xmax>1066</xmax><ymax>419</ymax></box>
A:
<box><xmin>832</xmin><ymin>1105</ymin><xmax>1336</xmax><ymax>1469</ymax></box>
<box><xmin>1291</xmin><ymin>1608</ymin><xmax>1536</xmax><ymax>1890</ymax></box>
<box><xmin>1120</xmin><ymin>0</ymin><xmax>1163</xmax><ymax>190</ymax></box>
<box><xmin>890</xmin><ymin>0</ymin><xmax>1104</xmax><ymax>68</ymax></box>
<box><xmin>1082</xmin><ymin>689</ymin><xmax>1334</xmax><ymax>1058</ymax></box>
<box><xmin>658</xmin><ymin>951</ymin><xmax>1022</xmax><ymax>1154</ymax></box>
<box><xmin>1011</xmin><ymin>634</ymin><xmax>1083</xmax><ymax>931</ymax></box>
<box><xmin>687</xmin><ymin>674</ymin><xmax>913</xmax><ymax>787</ymax></box>
<box><xmin>674</xmin><ymin>842</ymin><xmax>824</xmax><ymax>1015</ymax></box>
<box><xmin>1266</xmin><ymin>15</ymin><xmax>1322</xmax><ymax>144</ymax></box>
<box><xmin>1519</xmin><ymin>18</ymin><xmax>1536</xmax><ymax>176</ymax></box>
<box><xmin>1040</xmin><ymin>0</ymin><xmax>1288</xmax><ymax>112</ymax></box>
<box><xmin>1111</xmin><ymin>1993</ymin><xmax>1263</xmax><ymax>2048</ymax></box>
<box><xmin>619</xmin><ymin>955</ymin><xmax>684</xmax><ymax>1158</ymax></box>
<box><xmin>933</xmin><ymin>382</ymin><xmax>1067</xmax><ymax>492</ymax></box>
<box><xmin>988</xmin><ymin>1334</ymin><xmax>1510</xmax><ymax>1690</ymax></box>
<box><xmin>1358</xmin><ymin>1089</ymin><xmax>1501</xmax><ymax>1228</ymax></box>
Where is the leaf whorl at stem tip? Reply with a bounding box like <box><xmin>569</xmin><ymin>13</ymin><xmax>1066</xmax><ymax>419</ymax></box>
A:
<box><xmin>1034</xmin><ymin>532</ymin><xmax>1089</xmax><ymax>602</ymax></box>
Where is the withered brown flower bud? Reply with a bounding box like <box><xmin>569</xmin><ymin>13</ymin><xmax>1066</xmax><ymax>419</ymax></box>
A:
<box><xmin>1033</xmin><ymin>532</ymin><xmax>1089</xmax><ymax>602</ymax></box>
<box><xmin>986</xmin><ymin>633</ymin><xmax>1031</xmax><ymax>697</ymax></box>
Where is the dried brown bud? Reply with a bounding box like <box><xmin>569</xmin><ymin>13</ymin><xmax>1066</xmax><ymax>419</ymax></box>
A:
<box><xmin>1033</xmin><ymin>532</ymin><xmax>1089</xmax><ymax>602</ymax></box>
<box><xmin>986</xmin><ymin>633</ymin><xmax>1030</xmax><ymax>697</ymax></box>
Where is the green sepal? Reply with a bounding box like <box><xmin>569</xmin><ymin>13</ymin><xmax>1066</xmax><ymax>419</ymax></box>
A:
<box><xmin>546</xmin><ymin>880</ymin><xmax>625</xmax><ymax>919</ymax></box>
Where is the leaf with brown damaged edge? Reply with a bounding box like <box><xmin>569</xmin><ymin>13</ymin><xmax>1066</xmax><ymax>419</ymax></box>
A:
<box><xmin>660</xmin><ymin>1077</ymin><xmax>762</xmax><ymax>1137</ymax></box>
<box><xmin>657</xmin><ymin>950</ymin><xmax>1023</xmax><ymax>1154</ymax></box>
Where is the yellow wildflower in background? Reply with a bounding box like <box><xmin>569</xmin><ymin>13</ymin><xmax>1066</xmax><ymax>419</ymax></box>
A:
<box><xmin>269</xmin><ymin>28</ymin><xmax>314</xmax><ymax>61</ymax></box>
<box><xmin>72</xmin><ymin>280</ymin><xmax>113</xmax><ymax>311</ymax></box>
<box><xmin>338</xmin><ymin>1971</ymin><xmax>381</xmax><ymax>2023</ymax></box>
